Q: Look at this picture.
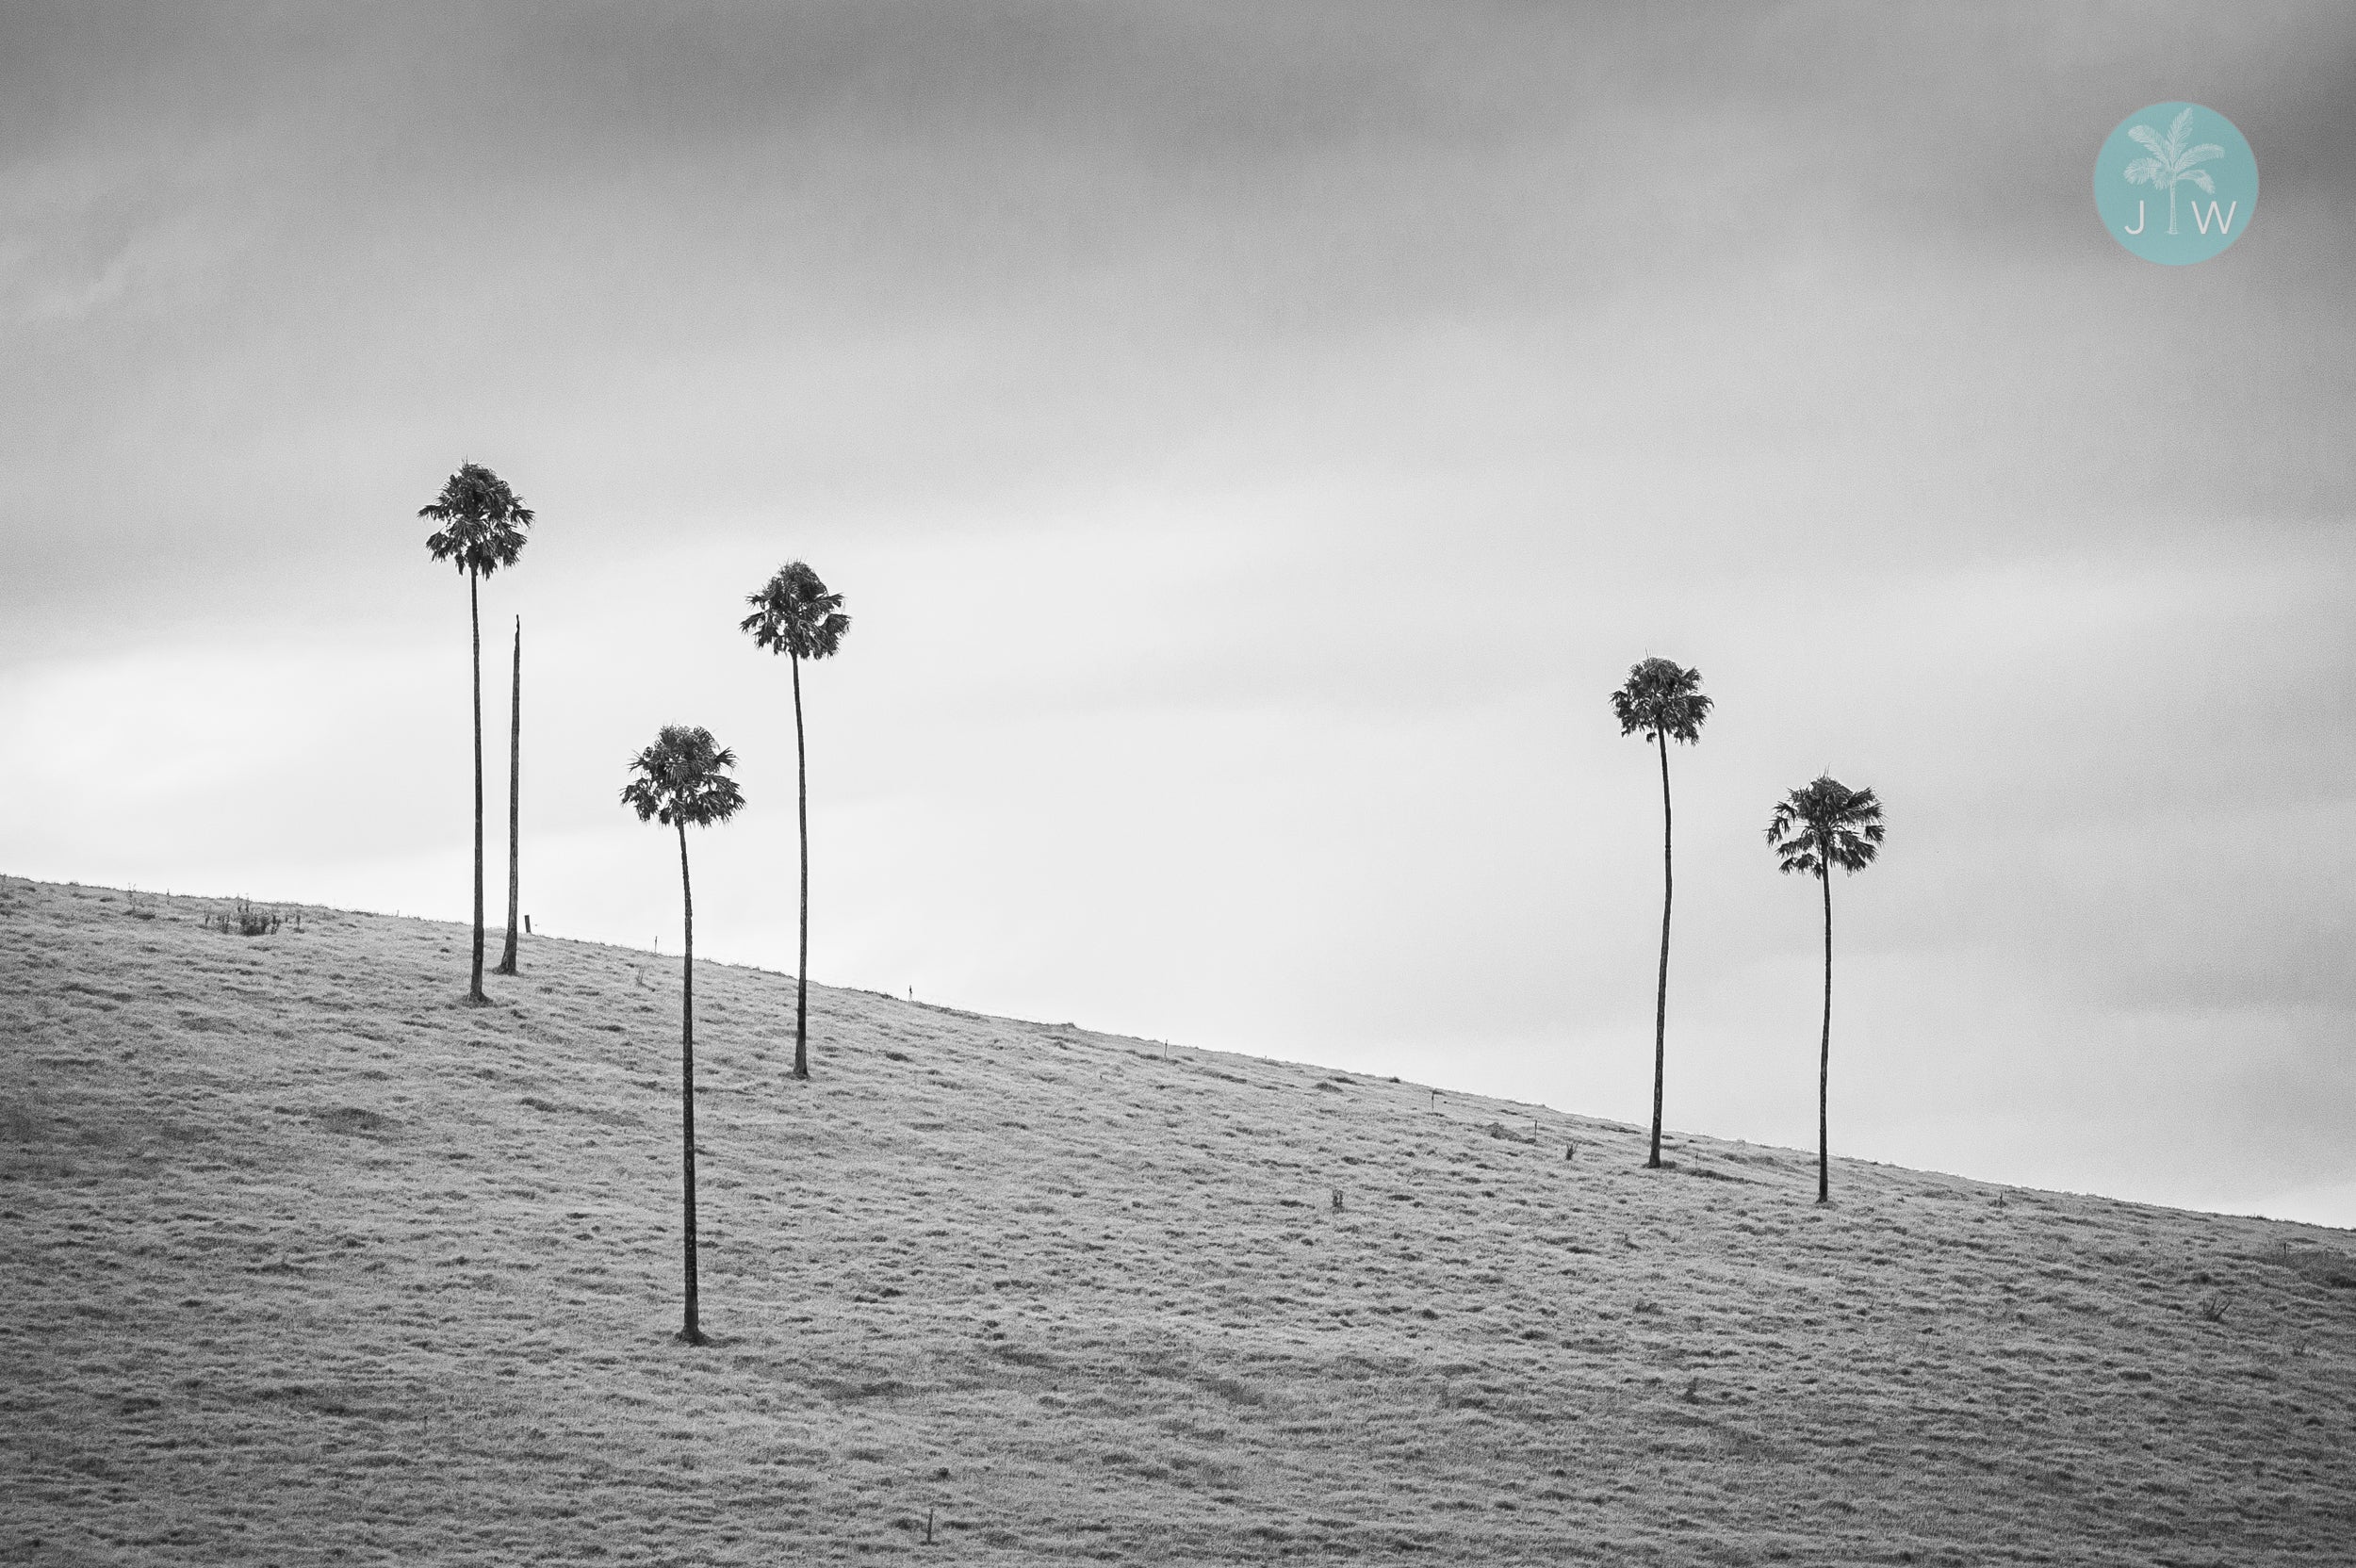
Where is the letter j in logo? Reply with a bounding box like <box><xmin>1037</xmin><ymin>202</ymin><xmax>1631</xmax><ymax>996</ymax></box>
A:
<box><xmin>2094</xmin><ymin>103</ymin><xmax>2258</xmax><ymax>265</ymax></box>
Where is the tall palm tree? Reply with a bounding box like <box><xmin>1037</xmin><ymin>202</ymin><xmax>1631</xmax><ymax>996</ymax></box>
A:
<box><xmin>2123</xmin><ymin>106</ymin><xmax>2224</xmax><ymax>237</ymax></box>
<box><xmin>495</xmin><ymin>615</ymin><xmax>523</xmax><ymax>975</ymax></box>
<box><xmin>1765</xmin><ymin>775</ymin><xmax>1886</xmax><ymax>1204</ymax></box>
<box><xmin>621</xmin><ymin>725</ymin><xmax>746</xmax><ymax>1346</ymax></box>
<box><xmin>740</xmin><ymin>562</ymin><xmax>851</xmax><ymax>1082</ymax></box>
<box><xmin>420</xmin><ymin>462</ymin><xmax>533</xmax><ymax>1004</ymax></box>
<box><xmin>1610</xmin><ymin>657</ymin><xmax>1712</xmax><ymax>1169</ymax></box>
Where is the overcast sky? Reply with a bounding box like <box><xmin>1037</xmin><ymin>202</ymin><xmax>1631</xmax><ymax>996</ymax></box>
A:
<box><xmin>4</xmin><ymin>3</ymin><xmax>2351</xmax><ymax>1226</ymax></box>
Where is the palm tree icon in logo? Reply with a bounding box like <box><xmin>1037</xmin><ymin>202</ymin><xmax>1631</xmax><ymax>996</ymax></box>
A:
<box><xmin>2122</xmin><ymin>106</ymin><xmax>2224</xmax><ymax>236</ymax></box>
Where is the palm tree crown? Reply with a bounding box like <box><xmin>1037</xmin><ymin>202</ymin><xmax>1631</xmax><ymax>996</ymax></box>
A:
<box><xmin>621</xmin><ymin>727</ymin><xmax>746</xmax><ymax>829</ymax></box>
<box><xmin>1766</xmin><ymin>775</ymin><xmax>1885</xmax><ymax>878</ymax></box>
<box><xmin>740</xmin><ymin>562</ymin><xmax>850</xmax><ymax>659</ymax></box>
<box><xmin>420</xmin><ymin>461</ymin><xmax>533</xmax><ymax>577</ymax></box>
<box><xmin>1611</xmin><ymin>657</ymin><xmax>1712</xmax><ymax>745</ymax></box>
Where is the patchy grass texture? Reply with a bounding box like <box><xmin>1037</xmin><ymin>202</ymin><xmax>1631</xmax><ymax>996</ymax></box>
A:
<box><xmin>4</xmin><ymin>875</ymin><xmax>2353</xmax><ymax>1565</ymax></box>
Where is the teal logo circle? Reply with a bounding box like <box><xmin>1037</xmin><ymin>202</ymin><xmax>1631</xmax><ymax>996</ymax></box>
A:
<box><xmin>2094</xmin><ymin>103</ymin><xmax>2257</xmax><ymax>265</ymax></box>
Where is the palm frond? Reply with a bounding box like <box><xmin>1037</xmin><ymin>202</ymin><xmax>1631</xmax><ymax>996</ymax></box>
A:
<box><xmin>2121</xmin><ymin>156</ymin><xmax>2166</xmax><ymax>187</ymax></box>
<box><xmin>619</xmin><ymin>776</ymin><xmax>663</xmax><ymax>823</ymax></box>
<box><xmin>2178</xmin><ymin>142</ymin><xmax>2225</xmax><ymax>169</ymax></box>
<box><xmin>2126</xmin><ymin>124</ymin><xmax>2168</xmax><ymax>157</ymax></box>
<box><xmin>2178</xmin><ymin>168</ymin><xmax>2216</xmax><ymax>194</ymax></box>
<box><xmin>2168</xmin><ymin>106</ymin><xmax>2197</xmax><ymax>152</ymax></box>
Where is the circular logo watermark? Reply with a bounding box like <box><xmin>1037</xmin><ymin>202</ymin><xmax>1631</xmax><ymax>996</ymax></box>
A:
<box><xmin>2094</xmin><ymin>103</ymin><xmax>2257</xmax><ymax>265</ymax></box>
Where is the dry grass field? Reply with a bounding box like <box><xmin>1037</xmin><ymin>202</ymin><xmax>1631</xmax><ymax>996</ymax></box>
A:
<box><xmin>4</xmin><ymin>874</ymin><xmax>2353</xmax><ymax>1565</ymax></box>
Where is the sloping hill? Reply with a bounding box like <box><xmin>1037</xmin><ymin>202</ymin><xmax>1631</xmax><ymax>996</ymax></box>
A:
<box><xmin>4</xmin><ymin>875</ymin><xmax>2352</xmax><ymax>1565</ymax></box>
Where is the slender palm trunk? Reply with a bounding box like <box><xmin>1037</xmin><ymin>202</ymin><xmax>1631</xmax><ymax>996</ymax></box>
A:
<box><xmin>496</xmin><ymin>616</ymin><xmax>521</xmax><ymax>974</ymax></box>
<box><xmin>1817</xmin><ymin>864</ymin><xmax>1833</xmax><ymax>1204</ymax></box>
<box><xmin>468</xmin><ymin>566</ymin><xmax>486</xmax><ymax>1004</ymax></box>
<box><xmin>677</xmin><ymin>821</ymin><xmax>703</xmax><ymax>1344</ymax></box>
<box><xmin>2168</xmin><ymin>181</ymin><xmax>2180</xmax><ymax>236</ymax></box>
<box><xmin>1647</xmin><ymin>729</ymin><xmax>1673</xmax><ymax>1168</ymax></box>
<box><xmin>792</xmin><ymin>651</ymin><xmax>810</xmax><ymax>1081</ymax></box>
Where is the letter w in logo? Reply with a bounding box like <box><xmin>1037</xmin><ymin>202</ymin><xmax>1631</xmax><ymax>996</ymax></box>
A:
<box><xmin>2191</xmin><ymin>200</ymin><xmax>2238</xmax><ymax>236</ymax></box>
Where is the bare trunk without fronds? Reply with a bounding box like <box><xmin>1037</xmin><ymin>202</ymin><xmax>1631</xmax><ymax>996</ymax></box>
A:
<box><xmin>497</xmin><ymin>616</ymin><xmax>521</xmax><ymax>975</ymax></box>
<box><xmin>793</xmin><ymin>651</ymin><xmax>811</xmax><ymax>1081</ymax></box>
<box><xmin>677</xmin><ymin>820</ymin><xmax>704</xmax><ymax>1343</ymax></box>
<box><xmin>468</xmin><ymin>566</ymin><xmax>486</xmax><ymax>1004</ymax></box>
<box><xmin>1648</xmin><ymin>727</ymin><xmax>1674</xmax><ymax>1168</ymax></box>
<box><xmin>1818</xmin><ymin>863</ymin><xmax>1833</xmax><ymax>1204</ymax></box>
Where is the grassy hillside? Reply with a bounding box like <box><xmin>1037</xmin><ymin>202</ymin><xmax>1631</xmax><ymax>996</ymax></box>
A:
<box><xmin>4</xmin><ymin>874</ymin><xmax>2352</xmax><ymax>1565</ymax></box>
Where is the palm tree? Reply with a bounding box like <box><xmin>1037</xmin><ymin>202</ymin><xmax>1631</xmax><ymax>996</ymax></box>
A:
<box><xmin>495</xmin><ymin>615</ymin><xmax>523</xmax><ymax>975</ymax></box>
<box><xmin>621</xmin><ymin>725</ymin><xmax>746</xmax><ymax>1346</ymax></box>
<box><xmin>1765</xmin><ymin>775</ymin><xmax>1886</xmax><ymax>1204</ymax></box>
<box><xmin>2123</xmin><ymin>106</ymin><xmax>2224</xmax><ymax>237</ymax></box>
<box><xmin>740</xmin><ymin>562</ymin><xmax>851</xmax><ymax>1082</ymax></box>
<box><xmin>419</xmin><ymin>462</ymin><xmax>533</xmax><ymax>1004</ymax></box>
<box><xmin>1610</xmin><ymin>657</ymin><xmax>1712</xmax><ymax>1169</ymax></box>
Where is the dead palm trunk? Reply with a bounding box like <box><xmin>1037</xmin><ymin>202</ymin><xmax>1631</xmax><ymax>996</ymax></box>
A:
<box><xmin>677</xmin><ymin>820</ymin><xmax>703</xmax><ymax>1344</ymax></box>
<box><xmin>468</xmin><ymin>565</ymin><xmax>486</xmax><ymax>1004</ymax></box>
<box><xmin>496</xmin><ymin>616</ymin><xmax>522</xmax><ymax>975</ymax></box>
<box><xmin>1817</xmin><ymin>863</ymin><xmax>1833</xmax><ymax>1203</ymax></box>
<box><xmin>792</xmin><ymin>650</ymin><xmax>810</xmax><ymax>1081</ymax></box>
<box><xmin>1648</xmin><ymin>727</ymin><xmax>1673</xmax><ymax>1168</ymax></box>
